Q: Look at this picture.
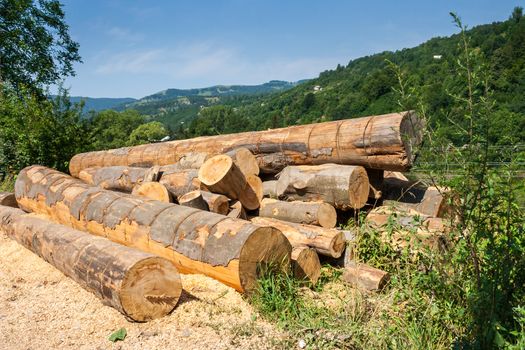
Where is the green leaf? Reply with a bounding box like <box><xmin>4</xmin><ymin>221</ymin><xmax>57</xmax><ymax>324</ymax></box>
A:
<box><xmin>108</xmin><ymin>328</ymin><xmax>127</xmax><ymax>342</ymax></box>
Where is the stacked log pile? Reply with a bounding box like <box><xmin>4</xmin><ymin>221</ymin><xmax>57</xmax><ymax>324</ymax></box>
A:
<box><xmin>2</xmin><ymin>111</ymin><xmax>448</xmax><ymax>320</ymax></box>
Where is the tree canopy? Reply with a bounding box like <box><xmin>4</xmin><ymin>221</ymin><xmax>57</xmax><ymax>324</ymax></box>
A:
<box><xmin>0</xmin><ymin>0</ymin><xmax>81</xmax><ymax>92</ymax></box>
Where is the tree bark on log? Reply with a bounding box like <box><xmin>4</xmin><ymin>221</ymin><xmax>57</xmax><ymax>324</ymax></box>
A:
<box><xmin>198</xmin><ymin>155</ymin><xmax>260</xmax><ymax>210</ymax></box>
<box><xmin>291</xmin><ymin>246</ymin><xmax>321</xmax><ymax>285</ymax></box>
<box><xmin>250</xmin><ymin>216</ymin><xmax>345</xmax><ymax>258</ymax></box>
<box><xmin>131</xmin><ymin>182</ymin><xmax>171</xmax><ymax>203</ymax></box>
<box><xmin>78</xmin><ymin>166</ymin><xmax>160</xmax><ymax>192</ymax></box>
<box><xmin>228</xmin><ymin>201</ymin><xmax>247</xmax><ymax>219</ymax></box>
<box><xmin>0</xmin><ymin>192</ymin><xmax>18</xmax><ymax>207</ymax></box>
<box><xmin>0</xmin><ymin>205</ymin><xmax>182</xmax><ymax>321</ymax></box>
<box><xmin>178</xmin><ymin>190</ymin><xmax>209</xmax><ymax>211</ymax></box>
<box><xmin>69</xmin><ymin>111</ymin><xmax>424</xmax><ymax>177</ymax></box>
<box><xmin>259</xmin><ymin>198</ymin><xmax>337</xmax><ymax>228</ymax></box>
<box><xmin>275</xmin><ymin>164</ymin><xmax>369</xmax><ymax>210</ymax></box>
<box><xmin>158</xmin><ymin>168</ymin><xmax>202</xmax><ymax>201</ymax></box>
<box><xmin>341</xmin><ymin>262</ymin><xmax>390</xmax><ymax>292</ymax></box>
<box><xmin>200</xmin><ymin>191</ymin><xmax>230</xmax><ymax>215</ymax></box>
<box><xmin>14</xmin><ymin>165</ymin><xmax>291</xmax><ymax>293</ymax></box>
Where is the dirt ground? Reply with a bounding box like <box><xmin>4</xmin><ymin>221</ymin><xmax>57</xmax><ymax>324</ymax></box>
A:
<box><xmin>0</xmin><ymin>232</ymin><xmax>289</xmax><ymax>350</ymax></box>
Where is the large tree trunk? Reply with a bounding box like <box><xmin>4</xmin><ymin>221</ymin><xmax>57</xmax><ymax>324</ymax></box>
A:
<box><xmin>14</xmin><ymin>166</ymin><xmax>291</xmax><ymax>293</ymax></box>
<box><xmin>259</xmin><ymin>198</ymin><xmax>337</xmax><ymax>228</ymax></box>
<box><xmin>0</xmin><ymin>192</ymin><xmax>18</xmax><ymax>207</ymax></box>
<box><xmin>291</xmin><ymin>246</ymin><xmax>321</xmax><ymax>285</ymax></box>
<box><xmin>275</xmin><ymin>164</ymin><xmax>370</xmax><ymax>210</ymax></box>
<box><xmin>69</xmin><ymin>111</ymin><xmax>424</xmax><ymax>176</ymax></box>
<box><xmin>0</xmin><ymin>205</ymin><xmax>182</xmax><ymax>321</ymax></box>
<box><xmin>250</xmin><ymin>216</ymin><xmax>345</xmax><ymax>258</ymax></box>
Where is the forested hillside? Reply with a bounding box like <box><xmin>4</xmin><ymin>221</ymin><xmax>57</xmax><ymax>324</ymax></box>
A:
<box><xmin>183</xmin><ymin>11</ymin><xmax>525</xmax><ymax>146</ymax></box>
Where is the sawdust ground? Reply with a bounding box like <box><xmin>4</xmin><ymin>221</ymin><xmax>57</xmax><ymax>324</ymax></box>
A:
<box><xmin>0</xmin><ymin>233</ymin><xmax>288</xmax><ymax>350</ymax></box>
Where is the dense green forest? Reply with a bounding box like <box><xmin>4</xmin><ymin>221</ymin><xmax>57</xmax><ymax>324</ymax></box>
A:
<box><xmin>1</xmin><ymin>2</ymin><xmax>524</xmax><ymax>348</ymax></box>
<box><xmin>179</xmin><ymin>11</ymin><xmax>524</xmax><ymax>146</ymax></box>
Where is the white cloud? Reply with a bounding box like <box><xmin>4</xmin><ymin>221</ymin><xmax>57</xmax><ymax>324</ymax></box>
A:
<box><xmin>106</xmin><ymin>26</ymin><xmax>144</xmax><ymax>43</ymax></box>
<box><xmin>93</xmin><ymin>42</ymin><xmax>345</xmax><ymax>86</ymax></box>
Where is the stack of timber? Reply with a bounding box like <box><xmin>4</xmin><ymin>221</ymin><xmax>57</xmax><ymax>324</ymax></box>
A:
<box><xmin>1</xmin><ymin>111</ymin><xmax>430</xmax><ymax>316</ymax></box>
<box><xmin>14</xmin><ymin>165</ymin><xmax>291</xmax><ymax>293</ymax></box>
<box><xmin>0</xmin><ymin>204</ymin><xmax>182</xmax><ymax>321</ymax></box>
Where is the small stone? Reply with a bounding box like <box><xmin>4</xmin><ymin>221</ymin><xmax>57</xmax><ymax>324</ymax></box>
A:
<box><xmin>298</xmin><ymin>339</ymin><xmax>306</xmax><ymax>349</ymax></box>
<box><xmin>182</xmin><ymin>329</ymin><xmax>191</xmax><ymax>337</ymax></box>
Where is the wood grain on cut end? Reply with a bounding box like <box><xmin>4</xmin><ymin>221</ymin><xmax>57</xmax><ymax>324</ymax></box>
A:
<box><xmin>238</xmin><ymin>225</ymin><xmax>292</xmax><ymax>293</ymax></box>
<box><xmin>120</xmin><ymin>257</ymin><xmax>182</xmax><ymax>321</ymax></box>
<box><xmin>132</xmin><ymin>182</ymin><xmax>171</xmax><ymax>202</ymax></box>
<box><xmin>291</xmin><ymin>246</ymin><xmax>321</xmax><ymax>285</ymax></box>
<box><xmin>198</xmin><ymin>155</ymin><xmax>233</xmax><ymax>186</ymax></box>
<box><xmin>0</xmin><ymin>192</ymin><xmax>18</xmax><ymax>208</ymax></box>
<box><xmin>226</xmin><ymin>147</ymin><xmax>259</xmax><ymax>176</ymax></box>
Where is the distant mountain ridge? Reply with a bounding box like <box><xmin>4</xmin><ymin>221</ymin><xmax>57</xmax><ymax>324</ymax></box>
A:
<box><xmin>68</xmin><ymin>96</ymin><xmax>137</xmax><ymax>112</ymax></box>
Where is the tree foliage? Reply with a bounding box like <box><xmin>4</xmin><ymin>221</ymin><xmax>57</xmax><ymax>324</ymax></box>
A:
<box><xmin>0</xmin><ymin>0</ymin><xmax>81</xmax><ymax>92</ymax></box>
<box><xmin>128</xmin><ymin>121</ymin><xmax>168</xmax><ymax>146</ymax></box>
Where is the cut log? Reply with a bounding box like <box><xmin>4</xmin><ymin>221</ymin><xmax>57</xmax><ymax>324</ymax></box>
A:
<box><xmin>259</xmin><ymin>198</ymin><xmax>337</xmax><ymax>228</ymax></box>
<box><xmin>200</xmin><ymin>191</ymin><xmax>229</xmax><ymax>215</ymax></box>
<box><xmin>69</xmin><ymin>111</ymin><xmax>425</xmax><ymax>177</ymax></box>
<box><xmin>78</xmin><ymin>166</ymin><xmax>159</xmax><ymax>192</ymax></box>
<box><xmin>291</xmin><ymin>247</ymin><xmax>321</xmax><ymax>285</ymax></box>
<box><xmin>158</xmin><ymin>168</ymin><xmax>202</xmax><ymax>201</ymax></box>
<box><xmin>250</xmin><ymin>216</ymin><xmax>345</xmax><ymax>258</ymax></box>
<box><xmin>366</xmin><ymin>206</ymin><xmax>449</xmax><ymax>251</ymax></box>
<box><xmin>15</xmin><ymin>166</ymin><xmax>292</xmax><ymax>293</ymax></box>
<box><xmin>262</xmin><ymin>180</ymin><xmax>279</xmax><ymax>198</ymax></box>
<box><xmin>226</xmin><ymin>147</ymin><xmax>259</xmax><ymax>176</ymax></box>
<box><xmin>0</xmin><ymin>205</ymin><xmax>181</xmax><ymax>321</ymax></box>
<box><xmin>341</xmin><ymin>262</ymin><xmax>390</xmax><ymax>292</ymax></box>
<box><xmin>246</xmin><ymin>174</ymin><xmax>263</xmax><ymax>206</ymax></box>
<box><xmin>382</xmin><ymin>173</ymin><xmax>451</xmax><ymax>217</ymax></box>
<box><xmin>198</xmin><ymin>155</ymin><xmax>260</xmax><ymax>210</ymax></box>
<box><xmin>0</xmin><ymin>192</ymin><xmax>18</xmax><ymax>207</ymax></box>
<box><xmin>228</xmin><ymin>201</ymin><xmax>247</xmax><ymax>219</ymax></box>
<box><xmin>320</xmin><ymin>229</ymin><xmax>357</xmax><ymax>267</ymax></box>
<box><xmin>131</xmin><ymin>182</ymin><xmax>171</xmax><ymax>203</ymax></box>
<box><xmin>178</xmin><ymin>190</ymin><xmax>209</xmax><ymax>211</ymax></box>
<box><xmin>275</xmin><ymin>164</ymin><xmax>369</xmax><ymax>210</ymax></box>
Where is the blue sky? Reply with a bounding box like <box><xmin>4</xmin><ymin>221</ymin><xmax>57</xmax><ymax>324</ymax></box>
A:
<box><xmin>60</xmin><ymin>0</ymin><xmax>521</xmax><ymax>98</ymax></box>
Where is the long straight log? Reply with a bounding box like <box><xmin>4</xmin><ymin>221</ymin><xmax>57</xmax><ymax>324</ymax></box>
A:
<box><xmin>69</xmin><ymin>111</ymin><xmax>424</xmax><ymax>176</ymax></box>
<box><xmin>275</xmin><ymin>164</ymin><xmax>370</xmax><ymax>210</ymax></box>
<box><xmin>0</xmin><ymin>205</ymin><xmax>181</xmax><ymax>321</ymax></box>
<box><xmin>78</xmin><ymin>166</ymin><xmax>159</xmax><ymax>192</ymax></box>
<box><xmin>14</xmin><ymin>166</ymin><xmax>291</xmax><ymax>293</ymax></box>
<box><xmin>250</xmin><ymin>216</ymin><xmax>345</xmax><ymax>258</ymax></box>
<box><xmin>259</xmin><ymin>198</ymin><xmax>337</xmax><ymax>228</ymax></box>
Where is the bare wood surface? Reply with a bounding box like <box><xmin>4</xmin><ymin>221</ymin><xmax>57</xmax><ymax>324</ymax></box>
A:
<box><xmin>131</xmin><ymin>182</ymin><xmax>171</xmax><ymax>202</ymax></box>
<box><xmin>228</xmin><ymin>201</ymin><xmax>247</xmax><ymax>219</ymax></box>
<box><xmin>198</xmin><ymin>155</ymin><xmax>260</xmax><ymax>210</ymax></box>
<box><xmin>341</xmin><ymin>262</ymin><xmax>390</xmax><ymax>291</ymax></box>
<box><xmin>291</xmin><ymin>246</ymin><xmax>321</xmax><ymax>285</ymax></box>
<box><xmin>69</xmin><ymin>111</ymin><xmax>424</xmax><ymax>176</ymax></box>
<box><xmin>226</xmin><ymin>147</ymin><xmax>259</xmax><ymax>176</ymax></box>
<box><xmin>275</xmin><ymin>164</ymin><xmax>370</xmax><ymax>210</ymax></box>
<box><xmin>0</xmin><ymin>205</ymin><xmax>182</xmax><ymax>321</ymax></box>
<box><xmin>78</xmin><ymin>166</ymin><xmax>159</xmax><ymax>192</ymax></box>
<box><xmin>250</xmin><ymin>216</ymin><xmax>345</xmax><ymax>258</ymax></box>
<box><xmin>262</xmin><ymin>180</ymin><xmax>279</xmax><ymax>198</ymax></box>
<box><xmin>259</xmin><ymin>198</ymin><xmax>337</xmax><ymax>228</ymax></box>
<box><xmin>15</xmin><ymin>166</ymin><xmax>291</xmax><ymax>293</ymax></box>
<box><xmin>0</xmin><ymin>192</ymin><xmax>18</xmax><ymax>207</ymax></box>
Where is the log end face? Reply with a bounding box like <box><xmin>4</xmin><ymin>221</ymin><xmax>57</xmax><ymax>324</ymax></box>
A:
<box><xmin>131</xmin><ymin>182</ymin><xmax>172</xmax><ymax>203</ymax></box>
<box><xmin>318</xmin><ymin>203</ymin><xmax>337</xmax><ymax>228</ymax></box>
<box><xmin>120</xmin><ymin>257</ymin><xmax>182</xmax><ymax>322</ymax></box>
<box><xmin>198</xmin><ymin>155</ymin><xmax>233</xmax><ymax>186</ymax></box>
<box><xmin>347</xmin><ymin>166</ymin><xmax>369</xmax><ymax>209</ymax></box>
<box><xmin>238</xmin><ymin>226</ymin><xmax>291</xmax><ymax>294</ymax></box>
<box><xmin>399</xmin><ymin>111</ymin><xmax>425</xmax><ymax>169</ymax></box>
<box><xmin>328</xmin><ymin>230</ymin><xmax>346</xmax><ymax>259</ymax></box>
